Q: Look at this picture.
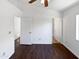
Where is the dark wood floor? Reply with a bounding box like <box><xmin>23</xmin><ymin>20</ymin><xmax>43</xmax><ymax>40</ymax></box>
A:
<box><xmin>10</xmin><ymin>44</ymin><xmax>78</xmax><ymax>59</ymax></box>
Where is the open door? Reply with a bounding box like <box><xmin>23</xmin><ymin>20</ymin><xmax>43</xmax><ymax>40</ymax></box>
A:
<box><xmin>53</xmin><ymin>17</ymin><xmax>62</xmax><ymax>43</ymax></box>
<box><xmin>14</xmin><ymin>16</ymin><xmax>21</xmax><ymax>47</ymax></box>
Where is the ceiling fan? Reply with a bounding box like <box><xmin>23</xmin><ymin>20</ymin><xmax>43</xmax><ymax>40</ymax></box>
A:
<box><xmin>29</xmin><ymin>0</ymin><xmax>48</xmax><ymax>7</ymax></box>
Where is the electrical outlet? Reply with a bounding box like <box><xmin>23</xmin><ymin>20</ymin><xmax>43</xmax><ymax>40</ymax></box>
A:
<box><xmin>0</xmin><ymin>52</ymin><xmax>6</xmax><ymax>57</ymax></box>
<box><xmin>39</xmin><ymin>38</ymin><xmax>41</xmax><ymax>40</ymax></box>
<box><xmin>2</xmin><ymin>52</ymin><xmax>6</xmax><ymax>56</ymax></box>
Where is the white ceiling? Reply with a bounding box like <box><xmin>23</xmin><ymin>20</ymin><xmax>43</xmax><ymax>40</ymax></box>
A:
<box><xmin>49</xmin><ymin>0</ymin><xmax>79</xmax><ymax>11</ymax></box>
<box><xmin>9</xmin><ymin>0</ymin><xmax>79</xmax><ymax>12</ymax></box>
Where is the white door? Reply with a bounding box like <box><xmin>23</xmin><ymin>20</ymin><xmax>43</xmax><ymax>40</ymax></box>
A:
<box><xmin>32</xmin><ymin>17</ymin><xmax>53</xmax><ymax>44</ymax></box>
<box><xmin>20</xmin><ymin>18</ymin><xmax>32</xmax><ymax>45</ymax></box>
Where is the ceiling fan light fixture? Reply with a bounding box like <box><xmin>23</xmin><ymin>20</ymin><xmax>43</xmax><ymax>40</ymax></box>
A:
<box><xmin>41</xmin><ymin>0</ymin><xmax>50</xmax><ymax>4</ymax></box>
<box><xmin>41</xmin><ymin>0</ymin><xmax>44</xmax><ymax>4</ymax></box>
<box><xmin>41</xmin><ymin>0</ymin><xmax>50</xmax><ymax>7</ymax></box>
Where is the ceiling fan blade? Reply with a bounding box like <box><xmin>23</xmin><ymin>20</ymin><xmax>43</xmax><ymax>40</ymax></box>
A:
<box><xmin>29</xmin><ymin>0</ymin><xmax>36</xmax><ymax>3</ymax></box>
<box><xmin>44</xmin><ymin>0</ymin><xmax>48</xmax><ymax>7</ymax></box>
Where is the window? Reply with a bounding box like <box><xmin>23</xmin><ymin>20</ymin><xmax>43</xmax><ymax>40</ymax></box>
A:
<box><xmin>76</xmin><ymin>15</ymin><xmax>79</xmax><ymax>40</ymax></box>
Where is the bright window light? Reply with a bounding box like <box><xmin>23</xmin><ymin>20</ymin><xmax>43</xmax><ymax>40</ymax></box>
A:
<box><xmin>41</xmin><ymin>0</ymin><xmax>44</xmax><ymax>4</ymax></box>
<box><xmin>76</xmin><ymin>15</ymin><xmax>79</xmax><ymax>41</ymax></box>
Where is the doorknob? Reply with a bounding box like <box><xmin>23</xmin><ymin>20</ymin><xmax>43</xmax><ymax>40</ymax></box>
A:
<box><xmin>29</xmin><ymin>32</ymin><xmax>32</xmax><ymax>34</ymax></box>
<box><xmin>8</xmin><ymin>31</ymin><xmax>11</xmax><ymax>34</ymax></box>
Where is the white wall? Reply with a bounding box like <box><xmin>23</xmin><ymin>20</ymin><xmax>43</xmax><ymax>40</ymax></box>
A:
<box><xmin>62</xmin><ymin>2</ymin><xmax>79</xmax><ymax>58</ymax></box>
<box><xmin>22</xmin><ymin>7</ymin><xmax>61</xmax><ymax>18</ymax></box>
<box><xmin>0</xmin><ymin>0</ymin><xmax>22</xmax><ymax>59</ymax></box>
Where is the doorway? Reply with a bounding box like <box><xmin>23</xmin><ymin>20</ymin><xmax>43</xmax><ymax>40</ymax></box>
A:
<box><xmin>14</xmin><ymin>16</ymin><xmax>21</xmax><ymax>47</ymax></box>
<box><xmin>53</xmin><ymin>17</ymin><xmax>62</xmax><ymax>44</ymax></box>
<box><xmin>52</xmin><ymin>18</ymin><xmax>59</xmax><ymax>43</ymax></box>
